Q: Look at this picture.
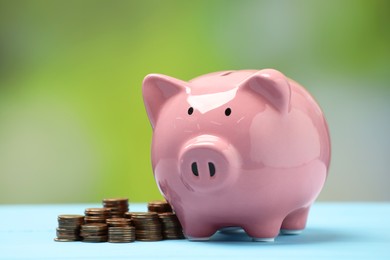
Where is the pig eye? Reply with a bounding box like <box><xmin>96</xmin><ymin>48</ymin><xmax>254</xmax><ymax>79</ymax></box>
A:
<box><xmin>188</xmin><ymin>107</ymin><xmax>194</xmax><ymax>115</ymax></box>
<box><xmin>225</xmin><ymin>108</ymin><xmax>231</xmax><ymax>116</ymax></box>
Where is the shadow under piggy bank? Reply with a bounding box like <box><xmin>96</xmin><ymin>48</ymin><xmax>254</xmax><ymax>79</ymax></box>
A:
<box><xmin>204</xmin><ymin>227</ymin><xmax>358</xmax><ymax>246</ymax></box>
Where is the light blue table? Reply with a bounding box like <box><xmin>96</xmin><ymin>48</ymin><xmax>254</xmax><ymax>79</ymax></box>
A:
<box><xmin>0</xmin><ymin>203</ymin><xmax>389</xmax><ymax>259</ymax></box>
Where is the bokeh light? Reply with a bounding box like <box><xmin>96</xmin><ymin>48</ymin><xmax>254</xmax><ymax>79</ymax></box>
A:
<box><xmin>0</xmin><ymin>0</ymin><xmax>389</xmax><ymax>203</ymax></box>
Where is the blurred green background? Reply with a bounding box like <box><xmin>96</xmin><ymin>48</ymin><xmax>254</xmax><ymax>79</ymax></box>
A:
<box><xmin>0</xmin><ymin>0</ymin><xmax>389</xmax><ymax>203</ymax></box>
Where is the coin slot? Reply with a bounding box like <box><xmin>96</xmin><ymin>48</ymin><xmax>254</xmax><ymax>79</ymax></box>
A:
<box><xmin>191</xmin><ymin>162</ymin><xmax>199</xmax><ymax>177</ymax></box>
<box><xmin>220</xmin><ymin>71</ymin><xmax>233</xmax><ymax>76</ymax></box>
<box><xmin>208</xmin><ymin>162</ymin><xmax>216</xmax><ymax>177</ymax></box>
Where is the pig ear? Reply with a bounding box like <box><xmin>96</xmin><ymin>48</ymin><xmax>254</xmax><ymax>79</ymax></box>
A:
<box><xmin>142</xmin><ymin>74</ymin><xmax>187</xmax><ymax>128</ymax></box>
<box><xmin>239</xmin><ymin>69</ymin><xmax>291</xmax><ymax>114</ymax></box>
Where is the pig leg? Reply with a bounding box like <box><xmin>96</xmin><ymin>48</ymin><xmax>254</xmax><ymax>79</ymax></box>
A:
<box><xmin>242</xmin><ymin>219</ymin><xmax>282</xmax><ymax>242</ymax></box>
<box><xmin>183</xmin><ymin>222</ymin><xmax>217</xmax><ymax>241</ymax></box>
<box><xmin>280</xmin><ymin>206</ymin><xmax>310</xmax><ymax>235</ymax></box>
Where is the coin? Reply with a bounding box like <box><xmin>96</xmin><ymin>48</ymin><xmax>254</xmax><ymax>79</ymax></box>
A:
<box><xmin>131</xmin><ymin>212</ymin><xmax>158</xmax><ymax>218</ymax></box>
<box><xmin>82</xmin><ymin>236</ymin><xmax>108</xmax><ymax>243</ymax></box>
<box><xmin>81</xmin><ymin>223</ymin><xmax>108</xmax><ymax>230</ymax></box>
<box><xmin>148</xmin><ymin>200</ymin><xmax>173</xmax><ymax>213</ymax></box>
<box><xmin>54</xmin><ymin>238</ymin><xmax>76</xmax><ymax>242</ymax></box>
<box><xmin>85</xmin><ymin>208</ymin><xmax>111</xmax><ymax>213</ymax></box>
<box><xmin>106</xmin><ymin>218</ymin><xmax>132</xmax><ymax>227</ymax></box>
<box><xmin>58</xmin><ymin>214</ymin><xmax>84</xmax><ymax>219</ymax></box>
<box><xmin>103</xmin><ymin>198</ymin><xmax>128</xmax><ymax>203</ymax></box>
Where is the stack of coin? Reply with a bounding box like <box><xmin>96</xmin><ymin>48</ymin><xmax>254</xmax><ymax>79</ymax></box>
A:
<box><xmin>147</xmin><ymin>200</ymin><xmax>173</xmax><ymax>213</ymax></box>
<box><xmin>102</xmin><ymin>198</ymin><xmax>129</xmax><ymax>218</ymax></box>
<box><xmin>158</xmin><ymin>212</ymin><xmax>185</xmax><ymax>239</ymax></box>
<box><xmin>129</xmin><ymin>212</ymin><xmax>163</xmax><ymax>241</ymax></box>
<box><xmin>84</xmin><ymin>208</ymin><xmax>111</xmax><ymax>223</ymax></box>
<box><xmin>55</xmin><ymin>214</ymin><xmax>84</xmax><ymax>242</ymax></box>
<box><xmin>80</xmin><ymin>223</ymin><xmax>108</xmax><ymax>242</ymax></box>
<box><xmin>106</xmin><ymin>218</ymin><xmax>135</xmax><ymax>243</ymax></box>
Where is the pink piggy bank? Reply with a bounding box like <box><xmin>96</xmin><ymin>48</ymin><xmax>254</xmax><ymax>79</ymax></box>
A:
<box><xmin>142</xmin><ymin>69</ymin><xmax>331</xmax><ymax>241</ymax></box>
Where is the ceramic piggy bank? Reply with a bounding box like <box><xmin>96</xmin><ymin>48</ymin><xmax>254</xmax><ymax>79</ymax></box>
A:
<box><xmin>142</xmin><ymin>69</ymin><xmax>331</xmax><ymax>241</ymax></box>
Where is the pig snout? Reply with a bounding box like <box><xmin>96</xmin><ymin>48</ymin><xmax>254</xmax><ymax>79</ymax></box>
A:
<box><xmin>179</xmin><ymin>135</ymin><xmax>239</xmax><ymax>191</ymax></box>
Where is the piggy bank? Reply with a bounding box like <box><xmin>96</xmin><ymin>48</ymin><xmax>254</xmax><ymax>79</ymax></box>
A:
<box><xmin>142</xmin><ymin>69</ymin><xmax>331</xmax><ymax>241</ymax></box>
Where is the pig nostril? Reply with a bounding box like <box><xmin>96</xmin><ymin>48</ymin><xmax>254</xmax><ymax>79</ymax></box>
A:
<box><xmin>191</xmin><ymin>162</ymin><xmax>199</xmax><ymax>176</ymax></box>
<box><xmin>208</xmin><ymin>162</ymin><xmax>216</xmax><ymax>177</ymax></box>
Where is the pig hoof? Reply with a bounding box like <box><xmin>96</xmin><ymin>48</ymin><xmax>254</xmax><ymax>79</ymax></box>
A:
<box><xmin>280</xmin><ymin>229</ymin><xmax>303</xmax><ymax>235</ymax></box>
<box><xmin>252</xmin><ymin>237</ymin><xmax>275</xmax><ymax>242</ymax></box>
<box><xmin>186</xmin><ymin>236</ymin><xmax>210</xmax><ymax>241</ymax></box>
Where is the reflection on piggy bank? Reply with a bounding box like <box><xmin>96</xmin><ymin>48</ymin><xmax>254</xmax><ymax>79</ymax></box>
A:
<box><xmin>142</xmin><ymin>69</ymin><xmax>331</xmax><ymax>241</ymax></box>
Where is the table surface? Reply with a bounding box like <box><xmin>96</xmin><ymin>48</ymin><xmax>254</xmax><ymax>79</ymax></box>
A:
<box><xmin>0</xmin><ymin>203</ymin><xmax>389</xmax><ymax>260</ymax></box>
